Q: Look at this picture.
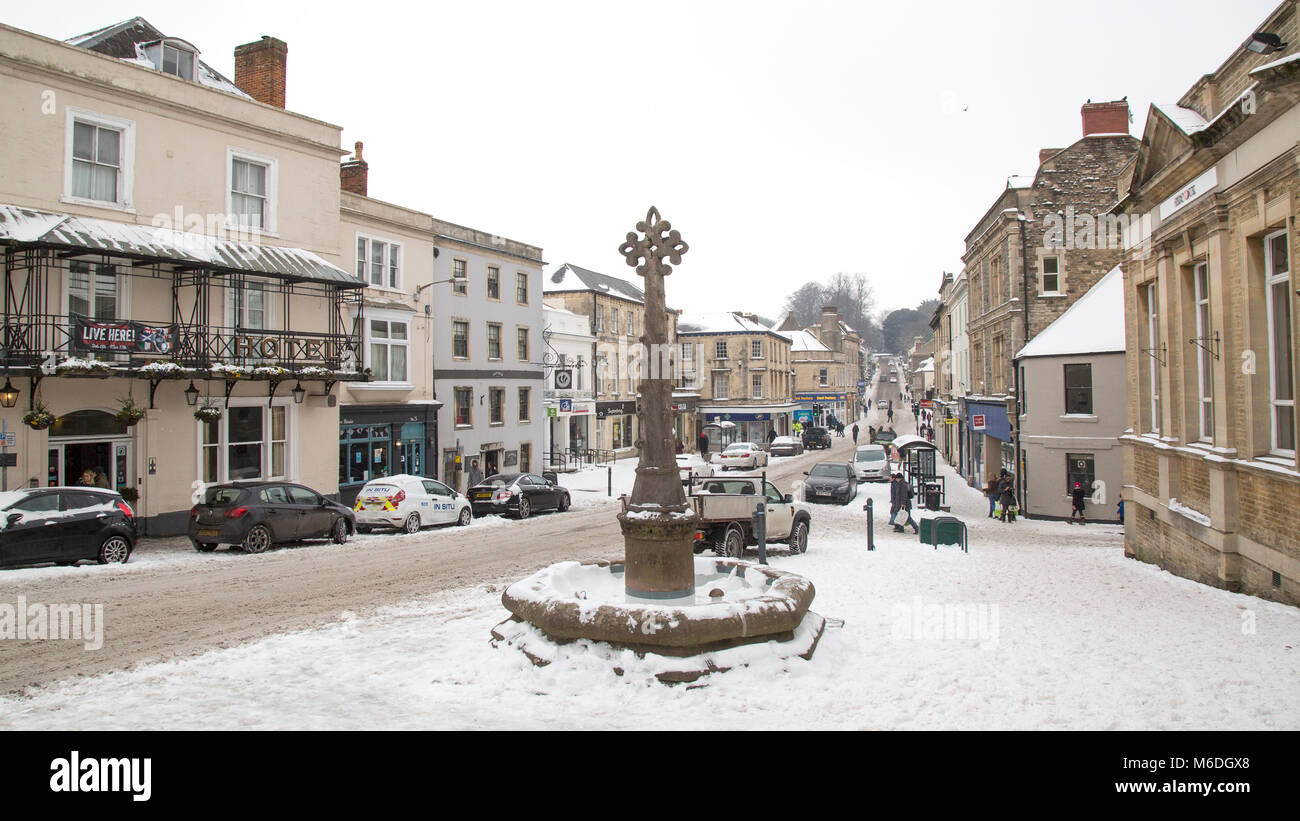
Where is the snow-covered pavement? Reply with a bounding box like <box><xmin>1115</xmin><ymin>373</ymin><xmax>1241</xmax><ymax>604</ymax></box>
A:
<box><xmin>2</xmin><ymin>455</ymin><xmax>1297</xmax><ymax>730</ymax></box>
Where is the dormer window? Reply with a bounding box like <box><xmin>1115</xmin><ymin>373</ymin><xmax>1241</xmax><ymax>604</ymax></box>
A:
<box><xmin>142</xmin><ymin>39</ymin><xmax>197</xmax><ymax>81</ymax></box>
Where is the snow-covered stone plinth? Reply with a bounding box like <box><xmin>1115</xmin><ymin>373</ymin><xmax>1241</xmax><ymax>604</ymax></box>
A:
<box><xmin>492</xmin><ymin>558</ymin><xmax>825</xmax><ymax>682</ymax></box>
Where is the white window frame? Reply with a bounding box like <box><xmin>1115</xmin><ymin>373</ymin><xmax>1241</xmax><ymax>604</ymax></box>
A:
<box><xmin>452</xmin><ymin>319</ymin><xmax>470</xmax><ymax>360</ymax></box>
<box><xmin>226</xmin><ymin>146</ymin><xmax>279</xmax><ymax>236</ymax></box>
<box><xmin>714</xmin><ymin>340</ymin><xmax>727</xmax><ymax>359</ymax></box>
<box><xmin>363</xmin><ymin>309</ymin><xmax>412</xmax><ymax>387</ymax></box>
<box><xmin>63</xmin><ymin>108</ymin><xmax>136</xmax><ymax>212</ymax></box>
<box><xmin>486</xmin><ymin>266</ymin><xmax>501</xmax><ymax>301</ymax></box>
<box><xmin>516</xmin><ymin>272</ymin><xmax>529</xmax><ymax>305</ymax></box>
<box><xmin>712</xmin><ymin>372</ymin><xmax>729</xmax><ymax>400</ymax></box>
<box><xmin>451</xmin><ymin>259</ymin><xmax>468</xmax><ymax>296</ymax></box>
<box><xmin>1264</xmin><ymin>229</ymin><xmax>1294</xmax><ymax>456</ymax></box>
<box><xmin>454</xmin><ymin>386</ymin><xmax>473</xmax><ymax>428</ymax></box>
<box><xmin>516</xmin><ymin>326</ymin><xmax>530</xmax><ymax>363</ymax></box>
<box><xmin>751</xmin><ymin>373</ymin><xmax>763</xmax><ymax>399</ymax></box>
<box><xmin>355</xmin><ymin>234</ymin><xmax>403</xmax><ymax>291</ymax></box>
<box><xmin>195</xmin><ymin>398</ymin><xmax>295</xmax><ymax>484</ymax></box>
<box><xmin>486</xmin><ymin>322</ymin><xmax>503</xmax><ymax>361</ymax></box>
<box><xmin>489</xmin><ymin>387</ymin><xmax>506</xmax><ymax>426</ymax></box>
<box><xmin>62</xmin><ymin>259</ymin><xmax>127</xmax><ymax>321</ymax></box>
<box><xmin>518</xmin><ymin>387</ymin><xmax>531</xmax><ymax>423</ymax></box>
<box><xmin>143</xmin><ymin>40</ymin><xmax>197</xmax><ymax>81</ymax></box>
<box><xmin>1193</xmin><ymin>262</ymin><xmax>1213</xmax><ymax>442</ymax></box>
<box><xmin>1041</xmin><ymin>255</ymin><xmax>1062</xmax><ymax>294</ymax></box>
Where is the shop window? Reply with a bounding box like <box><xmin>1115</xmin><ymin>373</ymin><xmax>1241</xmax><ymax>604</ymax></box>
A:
<box><xmin>201</xmin><ymin>404</ymin><xmax>288</xmax><ymax>483</ymax></box>
<box><xmin>1066</xmin><ymin>453</ymin><xmax>1095</xmax><ymax>496</ymax></box>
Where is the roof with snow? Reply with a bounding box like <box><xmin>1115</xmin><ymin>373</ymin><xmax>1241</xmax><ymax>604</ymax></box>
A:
<box><xmin>917</xmin><ymin>357</ymin><xmax>934</xmax><ymax>373</ymax></box>
<box><xmin>66</xmin><ymin>17</ymin><xmax>251</xmax><ymax>99</ymax></box>
<box><xmin>545</xmin><ymin>263</ymin><xmax>645</xmax><ymax>304</ymax></box>
<box><xmin>0</xmin><ymin>203</ymin><xmax>362</xmax><ymax>287</ymax></box>
<box><xmin>780</xmin><ymin>329</ymin><xmax>830</xmax><ymax>353</ymax></box>
<box><xmin>678</xmin><ymin>312</ymin><xmax>775</xmax><ymax>335</ymax></box>
<box><xmin>1016</xmin><ymin>265</ymin><xmax>1125</xmax><ymax>359</ymax></box>
<box><xmin>1152</xmin><ymin>103</ymin><xmax>1209</xmax><ymax>135</ymax></box>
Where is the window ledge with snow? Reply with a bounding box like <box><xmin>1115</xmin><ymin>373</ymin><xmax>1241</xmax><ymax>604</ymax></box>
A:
<box><xmin>348</xmin><ymin>382</ymin><xmax>413</xmax><ymax>391</ymax></box>
<box><xmin>1038</xmin><ymin>292</ymin><xmax>1067</xmax><ymax>298</ymax></box>
<box><xmin>1059</xmin><ymin>414</ymin><xmax>1098</xmax><ymax>423</ymax></box>
<box><xmin>60</xmin><ymin>195</ymin><xmax>135</xmax><ymax>215</ymax></box>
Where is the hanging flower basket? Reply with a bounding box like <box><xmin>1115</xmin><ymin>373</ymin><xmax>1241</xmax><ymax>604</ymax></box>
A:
<box><xmin>194</xmin><ymin>405</ymin><xmax>223</xmax><ymax>423</ymax></box>
<box><xmin>115</xmin><ymin>396</ymin><xmax>146</xmax><ymax>426</ymax></box>
<box><xmin>23</xmin><ymin>409</ymin><xmax>55</xmax><ymax>430</ymax></box>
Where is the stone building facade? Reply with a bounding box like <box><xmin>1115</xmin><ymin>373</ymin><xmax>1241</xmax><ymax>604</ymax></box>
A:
<box><xmin>781</xmin><ymin>306</ymin><xmax>865</xmax><ymax>424</ymax></box>
<box><xmin>677</xmin><ymin>312</ymin><xmax>796</xmax><ymax>445</ymax></box>
<box><xmin>542</xmin><ymin>263</ymin><xmax>683</xmax><ymax>458</ymax></box>
<box><xmin>1114</xmin><ymin>0</ymin><xmax>1299</xmax><ymax>604</ymax></box>
<box><xmin>960</xmin><ymin>100</ymin><xmax>1139</xmax><ymax>495</ymax></box>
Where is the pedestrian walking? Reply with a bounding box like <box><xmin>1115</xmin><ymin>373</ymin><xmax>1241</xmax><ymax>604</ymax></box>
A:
<box><xmin>698</xmin><ymin>431</ymin><xmax>710</xmax><ymax>456</ymax></box>
<box><xmin>889</xmin><ymin>473</ymin><xmax>919</xmax><ymax>534</ymax></box>
<box><xmin>767</xmin><ymin>428</ymin><xmax>777</xmax><ymax>446</ymax></box>
<box><xmin>984</xmin><ymin>476</ymin><xmax>999</xmax><ymax>518</ymax></box>
<box><xmin>1117</xmin><ymin>492</ymin><xmax>1125</xmax><ymax>524</ymax></box>
<box><xmin>999</xmin><ymin>473</ymin><xmax>1017</xmax><ymax>523</ymax></box>
<box><xmin>887</xmin><ymin>408</ymin><xmax>894</xmax><ymax>424</ymax></box>
<box><xmin>851</xmin><ymin>423</ymin><xmax>859</xmax><ymax>445</ymax></box>
<box><xmin>1069</xmin><ymin>481</ymin><xmax>1087</xmax><ymax>524</ymax></box>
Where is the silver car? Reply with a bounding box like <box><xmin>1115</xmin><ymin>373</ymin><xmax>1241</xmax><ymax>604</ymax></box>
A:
<box><xmin>852</xmin><ymin>444</ymin><xmax>890</xmax><ymax>482</ymax></box>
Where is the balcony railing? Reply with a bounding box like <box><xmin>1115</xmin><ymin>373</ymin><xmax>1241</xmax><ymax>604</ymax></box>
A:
<box><xmin>1</xmin><ymin>313</ymin><xmax>363</xmax><ymax>375</ymax></box>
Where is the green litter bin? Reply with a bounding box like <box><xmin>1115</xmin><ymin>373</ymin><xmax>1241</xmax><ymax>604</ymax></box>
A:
<box><xmin>931</xmin><ymin>516</ymin><xmax>968</xmax><ymax>552</ymax></box>
<box><xmin>918</xmin><ymin>517</ymin><xmax>935</xmax><ymax>543</ymax></box>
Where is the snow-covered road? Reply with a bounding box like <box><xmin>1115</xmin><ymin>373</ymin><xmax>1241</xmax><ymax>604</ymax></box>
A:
<box><xmin>3</xmin><ymin>445</ymin><xmax>1296</xmax><ymax>730</ymax></box>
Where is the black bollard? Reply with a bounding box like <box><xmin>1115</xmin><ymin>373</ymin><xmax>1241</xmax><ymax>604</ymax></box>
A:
<box><xmin>863</xmin><ymin>497</ymin><xmax>875</xmax><ymax>550</ymax></box>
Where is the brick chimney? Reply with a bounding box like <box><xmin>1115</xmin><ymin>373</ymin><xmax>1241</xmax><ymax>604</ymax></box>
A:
<box><xmin>1081</xmin><ymin>99</ymin><xmax>1129</xmax><ymax>136</ymax></box>
<box><xmin>341</xmin><ymin>141</ymin><xmax>368</xmax><ymax>196</ymax></box>
<box><xmin>234</xmin><ymin>36</ymin><xmax>288</xmax><ymax>109</ymax></box>
<box><xmin>1038</xmin><ymin>148</ymin><xmax>1063</xmax><ymax>164</ymax></box>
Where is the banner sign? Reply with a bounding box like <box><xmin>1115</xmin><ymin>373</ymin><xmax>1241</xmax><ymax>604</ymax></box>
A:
<box><xmin>74</xmin><ymin>318</ymin><xmax>179</xmax><ymax>355</ymax></box>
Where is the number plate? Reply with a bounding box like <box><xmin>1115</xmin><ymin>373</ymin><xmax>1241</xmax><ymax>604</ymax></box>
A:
<box><xmin>198</xmin><ymin>529</ymin><xmax>219</xmax><ymax>539</ymax></box>
<box><xmin>475</xmin><ymin>492</ymin><xmax>492</xmax><ymax>500</ymax></box>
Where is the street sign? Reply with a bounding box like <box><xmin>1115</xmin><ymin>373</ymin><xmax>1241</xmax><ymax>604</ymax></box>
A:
<box><xmin>1</xmin><ymin>432</ymin><xmax>13</xmax><ymax>447</ymax></box>
<box><xmin>546</xmin><ymin>407</ymin><xmax>558</xmax><ymax>418</ymax></box>
<box><xmin>559</xmin><ymin>399</ymin><xmax>572</xmax><ymax>412</ymax></box>
<box><xmin>972</xmin><ymin>414</ymin><xmax>986</xmax><ymax>430</ymax></box>
<box><xmin>0</xmin><ymin>453</ymin><xmax>15</xmax><ymax>467</ymax></box>
<box><xmin>554</xmin><ymin>369</ymin><xmax>573</xmax><ymax>390</ymax></box>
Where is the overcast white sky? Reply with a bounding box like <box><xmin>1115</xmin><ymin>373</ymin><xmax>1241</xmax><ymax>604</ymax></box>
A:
<box><xmin>6</xmin><ymin>0</ymin><xmax>1284</xmax><ymax>320</ymax></box>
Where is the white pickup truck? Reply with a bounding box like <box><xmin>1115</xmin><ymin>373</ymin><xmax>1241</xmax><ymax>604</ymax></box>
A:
<box><xmin>687</xmin><ymin>475</ymin><xmax>812</xmax><ymax>558</ymax></box>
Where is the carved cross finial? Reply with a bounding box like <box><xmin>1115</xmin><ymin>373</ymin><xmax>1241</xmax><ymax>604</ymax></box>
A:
<box><xmin>618</xmin><ymin>206</ymin><xmax>688</xmax><ymax>277</ymax></box>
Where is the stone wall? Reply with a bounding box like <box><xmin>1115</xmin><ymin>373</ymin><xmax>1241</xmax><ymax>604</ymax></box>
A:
<box><xmin>1238</xmin><ymin>470</ymin><xmax>1300</xmax><ymax>564</ymax></box>
<box><xmin>1133</xmin><ymin>446</ymin><xmax>1159</xmax><ymax>496</ymax></box>
<box><xmin>1179</xmin><ymin>454</ymin><xmax>1210</xmax><ymax>516</ymax></box>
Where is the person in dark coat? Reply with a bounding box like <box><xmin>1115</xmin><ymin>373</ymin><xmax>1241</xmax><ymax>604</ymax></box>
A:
<box><xmin>999</xmin><ymin>473</ymin><xmax>1017</xmax><ymax>523</ymax></box>
<box><xmin>851</xmin><ymin>423</ymin><xmax>859</xmax><ymax>445</ymax></box>
<box><xmin>698</xmin><ymin>432</ymin><xmax>709</xmax><ymax>456</ymax></box>
<box><xmin>889</xmin><ymin>473</ymin><xmax>919</xmax><ymax>534</ymax></box>
<box><xmin>1069</xmin><ymin>481</ymin><xmax>1087</xmax><ymax>524</ymax></box>
<box><xmin>767</xmin><ymin>429</ymin><xmax>777</xmax><ymax>446</ymax></box>
<box><xmin>1117</xmin><ymin>492</ymin><xmax>1125</xmax><ymax>524</ymax></box>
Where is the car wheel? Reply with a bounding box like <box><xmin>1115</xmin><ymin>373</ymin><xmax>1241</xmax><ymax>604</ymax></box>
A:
<box><xmin>97</xmin><ymin>535</ymin><xmax>131</xmax><ymax>564</ymax></box>
<box><xmin>789</xmin><ymin>521</ymin><xmax>808</xmax><ymax>554</ymax></box>
<box><xmin>332</xmin><ymin>517</ymin><xmax>350</xmax><ymax>544</ymax></box>
<box><xmin>403</xmin><ymin>512</ymin><xmax>421</xmax><ymax>534</ymax></box>
<box><xmin>243</xmin><ymin>524</ymin><xmax>272</xmax><ymax>554</ymax></box>
<box><xmin>517</xmin><ymin>498</ymin><xmax>531</xmax><ymax>519</ymax></box>
<box><xmin>194</xmin><ymin>542</ymin><xmax>217</xmax><ymax>553</ymax></box>
<box><xmin>557</xmin><ymin>494</ymin><xmax>570</xmax><ymax>512</ymax></box>
<box><xmin>457</xmin><ymin>507</ymin><xmax>472</xmax><ymax>526</ymax></box>
<box><xmin>721</xmin><ymin>525</ymin><xmax>745</xmax><ymax>559</ymax></box>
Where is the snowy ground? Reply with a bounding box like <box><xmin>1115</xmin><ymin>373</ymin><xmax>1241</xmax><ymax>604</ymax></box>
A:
<box><xmin>3</xmin><ymin>451</ymin><xmax>1297</xmax><ymax>730</ymax></box>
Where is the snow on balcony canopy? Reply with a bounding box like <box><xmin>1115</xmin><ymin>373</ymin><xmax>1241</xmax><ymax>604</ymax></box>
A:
<box><xmin>0</xmin><ymin>204</ymin><xmax>363</xmax><ymax>288</ymax></box>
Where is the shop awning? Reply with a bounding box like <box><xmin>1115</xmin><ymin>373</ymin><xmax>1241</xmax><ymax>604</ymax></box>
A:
<box><xmin>0</xmin><ymin>203</ymin><xmax>364</xmax><ymax>288</ymax></box>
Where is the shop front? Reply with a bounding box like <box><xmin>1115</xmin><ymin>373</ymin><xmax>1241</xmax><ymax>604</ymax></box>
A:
<box><xmin>699</xmin><ymin>403</ymin><xmax>798</xmax><ymax>444</ymax></box>
<box><xmin>595</xmin><ymin>400</ymin><xmax>637</xmax><ymax>456</ymax></box>
<box><xmin>544</xmin><ymin>397</ymin><xmax>595</xmax><ymax>461</ymax></box>
<box><xmin>338</xmin><ymin>403</ymin><xmax>438</xmax><ymax>506</ymax></box>
<box><xmin>794</xmin><ymin>391</ymin><xmax>846</xmax><ymax>428</ymax></box>
<box><xmin>966</xmin><ymin>399</ymin><xmax>1013</xmax><ymax>486</ymax></box>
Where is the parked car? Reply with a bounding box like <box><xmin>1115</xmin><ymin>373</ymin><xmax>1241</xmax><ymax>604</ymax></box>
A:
<box><xmin>717</xmin><ymin>442</ymin><xmax>770</xmax><ymax>471</ymax></box>
<box><xmin>189</xmin><ymin>481</ymin><xmax>355</xmax><ymax>553</ymax></box>
<box><xmin>353</xmin><ymin>474</ymin><xmax>472</xmax><ymax>533</ymax></box>
<box><xmin>0</xmin><ymin>487</ymin><xmax>136</xmax><ymax>568</ymax></box>
<box><xmin>802</xmin><ymin>462</ymin><xmax>858</xmax><ymax>505</ymax></box>
<box><xmin>877</xmin><ymin>399</ymin><xmax>889</xmax><ymax>409</ymax></box>
<box><xmin>676</xmin><ymin>453</ymin><xmax>715</xmax><ymax>485</ymax></box>
<box><xmin>468</xmin><ymin>473</ymin><xmax>571</xmax><ymax>519</ymax></box>
<box><xmin>852</xmin><ymin>444</ymin><xmax>890</xmax><ymax>482</ymax></box>
<box><xmin>768</xmin><ymin>435</ymin><xmax>804</xmax><ymax>457</ymax></box>
<box><xmin>801</xmin><ymin>426</ymin><xmax>832</xmax><ymax>449</ymax></box>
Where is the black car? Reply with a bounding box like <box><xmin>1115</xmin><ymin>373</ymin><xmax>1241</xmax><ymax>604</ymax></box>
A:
<box><xmin>468</xmin><ymin>473</ymin><xmax>570</xmax><ymax>519</ymax></box>
<box><xmin>802</xmin><ymin>462</ymin><xmax>858</xmax><ymax>505</ymax></box>
<box><xmin>801</xmin><ymin>426</ymin><xmax>832</xmax><ymax>449</ymax></box>
<box><xmin>188</xmin><ymin>481</ymin><xmax>355</xmax><ymax>554</ymax></box>
<box><xmin>0</xmin><ymin>487</ymin><xmax>136</xmax><ymax>568</ymax></box>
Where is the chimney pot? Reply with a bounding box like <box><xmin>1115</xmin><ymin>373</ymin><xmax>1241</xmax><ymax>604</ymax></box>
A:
<box><xmin>341</xmin><ymin>138</ymin><xmax>369</xmax><ymax>197</ymax></box>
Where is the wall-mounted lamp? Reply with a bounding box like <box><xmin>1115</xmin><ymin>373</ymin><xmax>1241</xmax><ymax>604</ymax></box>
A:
<box><xmin>184</xmin><ymin>381</ymin><xmax>200</xmax><ymax>407</ymax></box>
<box><xmin>0</xmin><ymin>378</ymin><xmax>19</xmax><ymax>409</ymax></box>
<box><xmin>292</xmin><ymin>382</ymin><xmax>306</xmax><ymax>404</ymax></box>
